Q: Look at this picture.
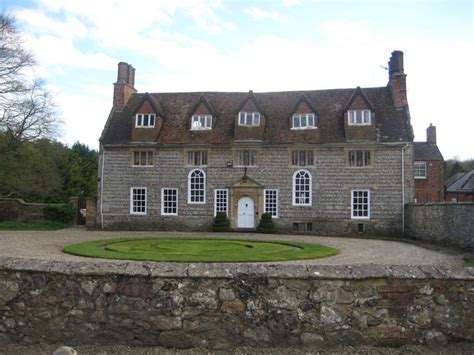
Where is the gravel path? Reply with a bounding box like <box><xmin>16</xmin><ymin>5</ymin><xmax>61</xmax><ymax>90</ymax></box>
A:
<box><xmin>0</xmin><ymin>228</ymin><xmax>465</xmax><ymax>266</ymax></box>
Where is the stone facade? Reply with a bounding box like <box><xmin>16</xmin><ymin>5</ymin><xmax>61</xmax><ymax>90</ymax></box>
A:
<box><xmin>98</xmin><ymin>143</ymin><xmax>414</xmax><ymax>236</ymax></box>
<box><xmin>0</xmin><ymin>257</ymin><xmax>472</xmax><ymax>349</ymax></box>
<box><xmin>405</xmin><ymin>202</ymin><xmax>474</xmax><ymax>250</ymax></box>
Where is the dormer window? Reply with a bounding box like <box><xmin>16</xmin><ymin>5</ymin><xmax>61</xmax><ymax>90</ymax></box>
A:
<box><xmin>238</xmin><ymin>112</ymin><xmax>260</xmax><ymax>126</ymax></box>
<box><xmin>348</xmin><ymin>110</ymin><xmax>371</xmax><ymax>126</ymax></box>
<box><xmin>191</xmin><ymin>115</ymin><xmax>212</xmax><ymax>130</ymax></box>
<box><xmin>292</xmin><ymin>113</ymin><xmax>316</xmax><ymax>129</ymax></box>
<box><xmin>136</xmin><ymin>113</ymin><xmax>155</xmax><ymax>128</ymax></box>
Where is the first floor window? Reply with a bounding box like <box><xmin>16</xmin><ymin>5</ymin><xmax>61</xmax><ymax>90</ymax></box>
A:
<box><xmin>188</xmin><ymin>169</ymin><xmax>206</xmax><ymax>203</ymax></box>
<box><xmin>236</xmin><ymin>150</ymin><xmax>257</xmax><ymax>166</ymax></box>
<box><xmin>292</xmin><ymin>113</ymin><xmax>316</xmax><ymax>129</ymax></box>
<box><xmin>187</xmin><ymin>150</ymin><xmax>208</xmax><ymax>166</ymax></box>
<box><xmin>293</xmin><ymin>170</ymin><xmax>312</xmax><ymax>206</ymax></box>
<box><xmin>291</xmin><ymin>150</ymin><xmax>314</xmax><ymax>166</ymax></box>
<box><xmin>191</xmin><ymin>115</ymin><xmax>212</xmax><ymax>130</ymax></box>
<box><xmin>348</xmin><ymin>151</ymin><xmax>371</xmax><ymax>167</ymax></box>
<box><xmin>264</xmin><ymin>189</ymin><xmax>278</xmax><ymax>218</ymax></box>
<box><xmin>214</xmin><ymin>189</ymin><xmax>228</xmax><ymax>216</ymax></box>
<box><xmin>348</xmin><ymin>110</ymin><xmax>371</xmax><ymax>125</ymax></box>
<box><xmin>133</xmin><ymin>151</ymin><xmax>153</xmax><ymax>166</ymax></box>
<box><xmin>162</xmin><ymin>188</ymin><xmax>178</xmax><ymax>215</ymax></box>
<box><xmin>136</xmin><ymin>113</ymin><xmax>156</xmax><ymax>128</ymax></box>
<box><xmin>351</xmin><ymin>189</ymin><xmax>370</xmax><ymax>219</ymax></box>
<box><xmin>130</xmin><ymin>187</ymin><xmax>147</xmax><ymax>215</ymax></box>
<box><xmin>238</xmin><ymin>112</ymin><xmax>260</xmax><ymax>126</ymax></box>
<box><xmin>414</xmin><ymin>161</ymin><xmax>427</xmax><ymax>179</ymax></box>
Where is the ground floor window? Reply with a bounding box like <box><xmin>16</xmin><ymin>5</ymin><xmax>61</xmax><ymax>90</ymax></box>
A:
<box><xmin>162</xmin><ymin>188</ymin><xmax>178</xmax><ymax>215</ymax></box>
<box><xmin>351</xmin><ymin>189</ymin><xmax>370</xmax><ymax>219</ymax></box>
<box><xmin>130</xmin><ymin>187</ymin><xmax>147</xmax><ymax>215</ymax></box>
<box><xmin>264</xmin><ymin>189</ymin><xmax>278</xmax><ymax>218</ymax></box>
<box><xmin>214</xmin><ymin>189</ymin><xmax>228</xmax><ymax>216</ymax></box>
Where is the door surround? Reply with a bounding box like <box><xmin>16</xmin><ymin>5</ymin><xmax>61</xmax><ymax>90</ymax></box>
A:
<box><xmin>230</xmin><ymin>175</ymin><xmax>264</xmax><ymax>230</ymax></box>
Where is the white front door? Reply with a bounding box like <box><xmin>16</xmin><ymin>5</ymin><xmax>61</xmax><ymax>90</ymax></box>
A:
<box><xmin>237</xmin><ymin>196</ymin><xmax>255</xmax><ymax>228</ymax></box>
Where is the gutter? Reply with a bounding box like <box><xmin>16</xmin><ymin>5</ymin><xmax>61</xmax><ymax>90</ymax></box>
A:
<box><xmin>100</xmin><ymin>146</ymin><xmax>105</xmax><ymax>229</ymax></box>
<box><xmin>401</xmin><ymin>143</ymin><xmax>410</xmax><ymax>234</ymax></box>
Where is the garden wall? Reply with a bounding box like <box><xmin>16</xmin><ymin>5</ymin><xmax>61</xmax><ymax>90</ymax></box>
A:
<box><xmin>0</xmin><ymin>257</ymin><xmax>472</xmax><ymax>349</ymax></box>
<box><xmin>0</xmin><ymin>198</ymin><xmax>49</xmax><ymax>222</ymax></box>
<box><xmin>405</xmin><ymin>202</ymin><xmax>474</xmax><ymax>250</ymax></box>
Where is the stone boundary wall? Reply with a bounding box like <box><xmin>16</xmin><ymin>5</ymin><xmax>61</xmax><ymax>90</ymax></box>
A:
<box><xmin>0</xmin><ymin>257</ymin><xmax>473</xmax><ymax>349</ymax></box>
<box><xmin>405</xmin><ymin>202</ymin><xmax>474</xmax><ymax>250</ymax></box>
<box><xmin>0</xmin><ymin>198</ymin><xmax>50</xmax><ymax>222</ymax></box>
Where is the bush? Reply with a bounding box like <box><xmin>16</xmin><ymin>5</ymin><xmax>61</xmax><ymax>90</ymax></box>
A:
<box><xmin>257</xmin><ymin>213</ymin><xmax>276</xmax><ymax>234</ymax></box>
<box><xmin>44</xmin><ymin>204</ymin><xmax>75</xmax><ymax>224</ymax></box>
<box><xmin>212</xmin><ymin>212</ymin><xmax>231</xmax><ymax>232</ymax></box>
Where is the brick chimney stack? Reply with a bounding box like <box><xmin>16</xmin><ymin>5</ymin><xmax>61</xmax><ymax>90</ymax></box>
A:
<box><xmin>113</xmin><ymin>62</ymin><xmax>136</xmax><ymax>109</ymax></box>
<box><xmin>388</xmin><ymin>50</ymin><xmax>407</xmax><ymax>109</ymax></box>
<box><xmin>427</xmin><ymin>123</ymin><xmax>437</xmax><ymax>145</ymax></box>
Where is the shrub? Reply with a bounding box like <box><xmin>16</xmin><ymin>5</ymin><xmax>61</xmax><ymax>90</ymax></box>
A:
<box><xmin>212</xmin><ymin>212</ymin><xmax>231</xmax><ymax>232</ymax></box>
<box><xmin>257</xmin><ymin>213</ymin><xmax>276</xmax><ymax>234</ymax></box>
<box><xmin>44</xmin><ymin>204</ymin><xmax>75</xmax><ymax>224</ymax></box>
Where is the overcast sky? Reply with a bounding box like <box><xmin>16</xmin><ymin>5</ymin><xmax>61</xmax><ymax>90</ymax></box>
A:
<box><xmin>4</xmin><ymin>0</ymin><xmax>473</xmax><ymax>159</ymax></box>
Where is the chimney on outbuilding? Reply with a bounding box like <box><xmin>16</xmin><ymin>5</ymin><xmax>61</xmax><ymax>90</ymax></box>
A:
<box><xmin>427</xmin><ymin>123</ymin><xmax>437</xmax><ymax>145</ymax></box>
<box><xmin>113</xmin><ymin>62</ymin><xmax>136</xmax><ymax>109</ymax></box>
<box><xmin>387</xmin><ymin>50</ymin><xmax>407</xmax><ymax>109</ymax></box>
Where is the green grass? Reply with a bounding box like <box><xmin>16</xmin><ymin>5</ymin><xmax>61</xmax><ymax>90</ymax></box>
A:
<box><xmin>0</xmin><ymin>220</ymin><xmax>67</xmax><ymax>230</ymax></box>
<box><xmin>64</xmin><ymin>238</ymin><xmax>339</xmax><ymax>263</ymax></box>
<box><xmin>464</xmin><ymin>257</ymin><xmax>474</xmax><ymax>267</ymax></box>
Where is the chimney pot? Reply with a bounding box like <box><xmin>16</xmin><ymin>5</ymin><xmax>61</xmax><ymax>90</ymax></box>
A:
<box><xmin>113</xmin><ymin>62</ymin><xmax>136</xmax><ymax>109</ymax></box>
<box><xmin>387</xmin><ymin>50</ymin><xmax>408</xmax><ymax>108</ymax></box>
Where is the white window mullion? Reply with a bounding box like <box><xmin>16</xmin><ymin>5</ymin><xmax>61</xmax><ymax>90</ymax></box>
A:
<box><xmin>214</xmin><ymin>189</ymin><xmax>229</xmax><ymax>216</ymax></box>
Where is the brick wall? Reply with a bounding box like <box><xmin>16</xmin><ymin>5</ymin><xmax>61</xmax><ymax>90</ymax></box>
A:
<box><xmin>414</xmin><ymin>160</ymin><xmax>444</xmax><ymax>203</ymax></box>
<box><xmin>0</xmin><ymin>198</ymin><xmax>49</xmax><ymax>222</ymax></box>
<box><xmin>405</xmin><ymin>202</ymin><xmax>474</xmax><ymax>249</ymax></box>
<box><xmin>98</xmin><ymin>143</ymin><xmax>414</xmax><ymax>236</ymax></box>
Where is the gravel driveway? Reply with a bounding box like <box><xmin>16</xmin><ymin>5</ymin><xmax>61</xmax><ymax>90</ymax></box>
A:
<box><xmin>0</xmin><ymin>227</ymin><xmax>465</xmax><ymax>267</ymax></box>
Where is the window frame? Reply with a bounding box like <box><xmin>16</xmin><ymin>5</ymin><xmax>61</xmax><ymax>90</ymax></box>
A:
<box><xmin>132</xmin><ymin>150</ymin><xmax>154</xmax><ymax>167</ymax></box>
<box><xmin>238</xmin><ymin>112</ymin><xmax>261</xmax><ymax>126</ymax></box>
<box><xmin>135</xmin><ymin>113</ymin><xmax>156</xmax><ymax>128</ymax></box>
<box><xmin>130</xmin><ymin>187</ymin><xmax>147</xmax><ymax>215</ymax></box>
<box><xmin>351</xmin><ymin>189</ymin><xmax>370</xmax><ymax>220</ymax></box>
<box><xmin>292</xmin><ymin>169</ymin><xmax>312</xmax><ymax>206</ymax></box>
<box><xmin>414</xmin><ymin>161</ymin><xmax>427</xmax><ymax>179</ymax></box>
<box><xmin>347</xmin><ymin>110</ymin><xmax>371</xmax><ymax>126</ymax></box>
<box><xmin>186</xmin><ymin>150</ymin><xmax>208</xmax><ymax>166</ymax></box>
<box><xmin>291</xmin><ymin>113</ymin><xmax>317</xmax><ymax>130</ymax></box>
<box><xmin>161</xmin><ymin>188</ymin><xmax>178</xmax><ymax>216</ymax></box>
<box><xmin>290</xmin><ymin>150</ymin><xmax>315</xmax><ymax>167</ymax></box>
<box><xmin>188</xmin><ymin>169</ymin><xmax>206</xmax><ymax>204</ymax></box>
<box><xmin>348</xmin><ymin>150</ymin><xmax>371</xmax><ymax>168</ymax></box>
<box><xmin>264</xmin><ymin>189</ymin><xmax>279</xmax><ymax>218</ymax></box>
<box><xmin>191</xmin><ymin>114</ymin><xmax>213</xmax><ymax>130</ymax></box>
<box><xmin>214</xmin><ymin>189</ymin><xmax>229</xmax><ymax>216</ymax></box>
<box><xmin>235</xmin><ymin>149</ymin><xmax>258</xmax><ymax>167</ymax></box>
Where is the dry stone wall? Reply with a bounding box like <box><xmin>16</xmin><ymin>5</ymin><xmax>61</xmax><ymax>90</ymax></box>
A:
<box><xmin>0</xmin><ymin>257</ymin><xmax>472</xmax><ymax>349</ymax></box>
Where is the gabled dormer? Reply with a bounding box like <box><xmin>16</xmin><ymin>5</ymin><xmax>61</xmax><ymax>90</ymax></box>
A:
<box><xmin>343</xmin><ymin>87</ymin><xmax>376</xmax><ymax>141</ymax></box>
<box><xmin>131</xmin><ymin>93</ymin><xmax>164</xmax><ymax>142</ymax></box>
<box><xmin>290</xmin><ymin>95</ymin><xmax>319</xmax><ymax>130</ymax></box>
<box><xmin>234</xmin><ymin>90</ymin><xmax>265</xmax><ymax>141</ymax></box>
<box><xmin>188</xmin><ymin>96</ymin><xmax>216</xmax><ymax>131</ymax></box>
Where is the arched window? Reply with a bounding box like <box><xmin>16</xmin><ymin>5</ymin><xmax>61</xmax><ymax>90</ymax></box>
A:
<box><xmin>188</xmin><ymin>169</ymin><xmax>206</xmax><ymax>204</ymax></box>
<box><xmin>293</xmin><ymin>170</ymin><xmax>312</xmax><ymax>206</ymax></box>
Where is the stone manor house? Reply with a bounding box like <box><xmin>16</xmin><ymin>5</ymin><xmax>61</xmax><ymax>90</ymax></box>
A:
<box><xmin>98</xmin><ymin>51</ymin><xmax>415</xmax><ymax>236</ymax></box>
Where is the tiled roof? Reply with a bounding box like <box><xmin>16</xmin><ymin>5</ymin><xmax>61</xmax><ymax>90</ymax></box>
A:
<box><xmin>413</xmin><ymin>142</ymin><xmax>444</xmax><ymax>161</ymax></box>
<box><xmin>446</xmin><ymin>170</ymin><xmax>474</xmax><ymax>193</ymax></box>
<box><xmin>100</xmin><ymin>87</ymin><xmax>413</xmax><ymax>145</ymax></box>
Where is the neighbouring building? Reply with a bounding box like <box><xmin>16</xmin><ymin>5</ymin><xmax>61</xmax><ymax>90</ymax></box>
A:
<box><xmin>446</xmin><ymin>170</ymin><xmax>474</xmax><ymax>202</ymax></box>
<box><xmin>97</xmin><ymin>51</ymin><xmax>415</xmax><ymax>236</ymax></box>
<box><xmin>413</xmin><ymin>124</ymin><xmax>445</xmax><ymax>203</ymax></box>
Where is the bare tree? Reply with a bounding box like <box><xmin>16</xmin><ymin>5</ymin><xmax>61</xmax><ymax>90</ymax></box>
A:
<box><xmin>0</xmin><ymin>14</ymin><xmax>59</xmax><ymax>149</ymax></box>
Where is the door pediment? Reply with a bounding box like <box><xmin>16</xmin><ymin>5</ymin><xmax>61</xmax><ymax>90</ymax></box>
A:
<box><xmin>231</xmin><ymin>175</ymin><xmax>264</xmax><ymax>189</ymax></box>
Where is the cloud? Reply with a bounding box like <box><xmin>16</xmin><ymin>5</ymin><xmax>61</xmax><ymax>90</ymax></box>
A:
<box><xmin>282</xmin><ymin>0</ymin><xmax>300</xmax><ymax>7</ymax></box>
<box><xmin>244</xmin><ymin>7</ymin><xmax>286</xmax><ymax>22</ymax></box>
